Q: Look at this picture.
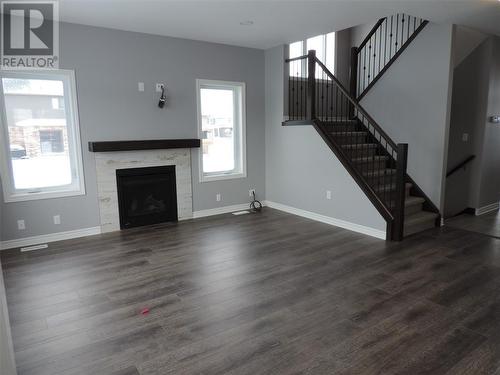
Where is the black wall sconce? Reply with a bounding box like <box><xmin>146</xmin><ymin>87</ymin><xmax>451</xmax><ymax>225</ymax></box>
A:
<box><xmin>489</xmin><ymin>115</ymin><xmax>500</xmax><ymax>124</ymax></box>
<box><xmin>158</xmin><ymin>84</ymin><xmax>166</xmax><ymax>108</ymax></box>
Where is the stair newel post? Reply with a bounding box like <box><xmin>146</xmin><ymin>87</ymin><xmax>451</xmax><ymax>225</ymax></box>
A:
<box><xmin>307</xmin><ymin>50</ymin><xmax>316</xmax><ymax>121</ymax></box>
<box><xmin>393</xmin><ymin>143</ymin><xmax>408</xmax><ymax>241</ymax></box>
<box><xmin>349</xmin><ymin>47</ymin><xmax>358</xmax><ymax>118</ymax></box>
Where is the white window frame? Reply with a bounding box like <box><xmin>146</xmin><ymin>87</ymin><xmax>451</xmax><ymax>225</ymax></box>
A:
<box><xmin>196</xmin><ymin>79</ymin><xmax>247</xmax><ymax>183</ymax></box>
<box><xmin>0</xmin><ymin>69</ymin><xmax>85</xmax><ymax>202</ymax></box>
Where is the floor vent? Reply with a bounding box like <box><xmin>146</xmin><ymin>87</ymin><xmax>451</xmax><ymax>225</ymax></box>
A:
<box><xmin>232</xmin><ymin>210</ymin><xmax>250</xmax><ymax>216</ymax></box>
<box><xmin>21</xmin><ymin>244</ymin><xmax>49</xmax><ymax>252</ymax></box>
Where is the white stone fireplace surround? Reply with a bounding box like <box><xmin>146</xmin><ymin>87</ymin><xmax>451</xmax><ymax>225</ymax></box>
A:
<box><xmin>94</xmin><ymin>149</ymin><xmax>193</xmax><ymax>233</ymax></box>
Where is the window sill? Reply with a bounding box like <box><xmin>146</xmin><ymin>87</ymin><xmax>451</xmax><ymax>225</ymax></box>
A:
<box><xmin>200</xmin><ymin>172</ymin><xmax>247</xmax><ymax>183</ymax></box>
<box><xmin>3</xmin><ymin>188</ymin><xmax>86</xmax><ymax>203</ymax></box>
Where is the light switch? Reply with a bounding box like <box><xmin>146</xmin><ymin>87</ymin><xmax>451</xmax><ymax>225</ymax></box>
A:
<box><xmin>138</xmin><ymin>82</ymin><xmax>145</xmax><ymax>92</ymax></box>
<box><xmin>462</xmin><ymin>133</ymin><xmax>469</xmax><ymax>142</ymax></box>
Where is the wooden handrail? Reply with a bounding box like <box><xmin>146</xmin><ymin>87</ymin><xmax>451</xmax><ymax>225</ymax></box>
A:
<box><xmin>446</xmin><ymin>155</ymin><xmax>476</xmax><ymax>178</ymax></box>
<box><xmin>314</xmin><ymin>57</ymin><xmax>398</xmax><ymax>152</ymax></box>
<box><xmin>357</xmin><ymin>20</ymin><xmax>428</xmax><ymax>101</ymax></box>
<box><xmin>285</xmin><ymin>52</ymin><xmax>412</xmax><ymax>240</ymax></box>
<box><xmin>285</xmin><ymin>54</ymin><xmax>308</xmax><ymax>63</ymax></box>
<box><xmin>352</xmin><ymin>14</ymin><xmax>429</xmax><ymax>101</ymax></box>
<box><xmin>357</xmin><ymin>17</ymin><xmax>386</xmax><ymax>51</ymax></box>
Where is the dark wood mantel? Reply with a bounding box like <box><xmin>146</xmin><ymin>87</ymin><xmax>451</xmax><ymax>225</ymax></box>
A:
<box><xmin>88</xmin><ymin>139</ymin><xmax>201</xmax><ymax>152</ymax></box>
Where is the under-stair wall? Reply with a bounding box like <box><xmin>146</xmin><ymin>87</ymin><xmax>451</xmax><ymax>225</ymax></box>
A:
<box><xmin>350</xmin><ymin>22</ymin><xmax>454</xmax><ymax>212</ymax></box>
<box><xmin>265</xmin><ymin>45</ymin><xmax>387</xmax><ymax>238</ymax></box>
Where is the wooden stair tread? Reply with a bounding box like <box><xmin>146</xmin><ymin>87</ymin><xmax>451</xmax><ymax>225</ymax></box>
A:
<box><xmin>352</xmin><ymin>155</ymin><xmax>388</xmax><ymax>163</ymax></box>
<box><xmin>375</xmin><ymin>182</ymin><xmax>412</xmax><ymax>193</ymax></box>
<box><xmin>405</xmin><ymin>211</ymin><xmax>439</xmax><ymax>226</ymax></box>
<box><xmin>331</xmin><ymin>131</ymin><xmax>368</xmax><ymax>136</ymax></box>
<box><xmin>363</xmin><ymin>169</ymin><xmax>396</xmax><ymax>177</ymax></box>
<box><xmin>341</xmin><ymin>143</ymin><xmax>378</xmax><ymax>149</ymax></box>
<box><xmin>405</xmin><ymin>196</ymin><xmax>426</xmax><ymax>206</ymax></box>
<box><xmin>323</xmin><ymin>119</ymin><xmax>358</xmax><ymax>125</ymax></box>
<box><xmin>388</xmin><ymin>195</ymin><xmax>425</xmax><ymax>208</ymax></box>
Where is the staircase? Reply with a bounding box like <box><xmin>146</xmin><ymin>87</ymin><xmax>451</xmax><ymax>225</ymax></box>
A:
<box><xmin>283</xmin><ymin>14</ymin><xmax>439</xmax><ymax>241</ymax></box>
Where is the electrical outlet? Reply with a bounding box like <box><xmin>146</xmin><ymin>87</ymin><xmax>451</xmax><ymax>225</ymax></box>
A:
<box><xmin>53</xmin><ymin>215</ymin><xmax>61</xmax><ymax>225</ymax></box>
<box><xmin>138</xmin><ymin>82</ymin><xmax>145</xmax><ymax>92</ymax></box>
<box><xmin>156</xmin><ymin>83</ymin><xmax>164</xmax><ymax>92</ymax></box>
<box><xmin>17</xmin><ymin>219</ymin><xmax>25</xmax><ymax>230</ymax></box>
<box><xmin>249</xmin><ymin>189</ymin><xmax>255</xmax><ymax>197</ymax></box>
<box><xmin>462</xmin><ymin>133</ymin><xmax>469</xmax><ymax>142</ymax></box>
<box><xmin>216</xmin><ymin>193</ymin><xmax>222</xmax><ymax>202</ymax></box>
<box><xmin>326</xmin><ymin>190</ymin><xmax>332</xmax><ymax>200</ymax></box>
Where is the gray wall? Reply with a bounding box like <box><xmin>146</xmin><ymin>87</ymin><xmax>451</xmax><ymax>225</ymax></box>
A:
<box><xmin>445</xmin><ymin>36</ymin><xmax>500</xmax><ymax>215</ymax></box>
<box><xmin>477</xmin><ymin>37</ymin><xmax>500</xmax><ymax>208</ymax></box>
<box><xmin>265</xmin><ymin>45</ymin><xmax>386</xmax><ymax>233</ymax></box>
<box><xmin>453</xmin><ymin>26</ymin><xmax>488</xmax><ymax>68</ymax></box>
<box><xmin>0</xmin><ymin>258</ymin><xmax>17</xmax><ymax>375</ymax></box>
<box><xmin>335</xmin><ymin>29</ymin><xmax>352</xmax><ymax>87</ymax></box>
<box><xmin>350</xmin><ymin>22</ymin><xmax>454</xmax><ymax>210</ymax></box>
<box><xmin>444</xmin><ymin>39</ymin><xmax>490</xmax><ymax>217</ymax></box>
<box><xmin>1</xmin><ymin>22</ymin><xmax>265</xmax><ymax>241</ymax></box>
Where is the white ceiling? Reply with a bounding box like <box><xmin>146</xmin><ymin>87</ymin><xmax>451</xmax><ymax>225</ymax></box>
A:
<box><xmin>58</xmin><ymin>0</ymin><xmax>500</xmax><ymax>49</ymax></box>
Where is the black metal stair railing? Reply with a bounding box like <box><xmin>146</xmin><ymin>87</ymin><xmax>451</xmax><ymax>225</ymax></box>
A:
<box><xmin>351</xmin><ymin>14</ymin><xmax>428</xmax><ymax>101</ymax></box>
<box><xmin>286</xmin><ymin>55</ymin><xmax>308</xmax><ymax>122</ymax></box>
<box><xmin>285</xmin><ymin>50</ymin><xmax>408</xmax><ymax>240</ymax></box>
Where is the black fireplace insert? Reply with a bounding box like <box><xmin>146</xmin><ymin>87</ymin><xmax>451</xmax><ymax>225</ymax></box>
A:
<box><xmin>116</xmin><ymin>166</ymin><xmax>178</xmax><ymax>229</ymax></box>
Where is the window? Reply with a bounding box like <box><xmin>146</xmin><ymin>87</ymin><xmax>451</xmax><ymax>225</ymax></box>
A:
<box><xmin>196</xmin><ymin>79</ymin><xmax>246</xmax><ymax>182</ymax></box>
<box><xmin>289</xmin><ymin>31</ymin><xmax>336</xmax><ymax>78</ymax></box>
<box><xmin>0</xmin><ymin>70</ymin><xmax>85</xmax><ymax>202</ymax></box>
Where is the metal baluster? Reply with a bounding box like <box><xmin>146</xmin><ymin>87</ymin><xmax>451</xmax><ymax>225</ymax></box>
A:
<box><xmin>367</xmin><ymin>38</ymin><xmax>372</xmax><ymax>88</ymax></box>
<box><xmin>358</xmin><ymin>50</ymin><xmax>361</xmax><ymax>95</ymax></box>
<box><xmin>377</xmin><ymin>24</ymin><xmax>382</xmax><ymax>78</ymax></box>
<box><xmin>407</xmin><ymin>14</ymin><xmax>410</xmax><ymax>43</ymax></box>
<box><xmin>325</xmin><ymin>70</ymin><xmax>328</xmax><ymax>121</ymax></box>
<box><xmin>336</xmin><ymin>84</ymin><xmax>339</xmax><ymax>132</ymax></box>
<box><xmin>384</xmin><ymin>19</ymin><xmax>387</xmax><ymax>67</ymax></box>
<box><xmin>363</xmin><ymin>46</ymin><xmax>367</xmax><ymax>94</ymax></box>
<box><xmin>302</xmin><ymin>61</ymin><xmax>305</xmax><ymax>119</ymax></box>
<box><xmin>389</xmin><ymin>16</ymin><xmax>394</xmax><ymax>59</ymax></box>
<box><xmin>395</xmin><ymin>14</ymin><xmax>399</xmax><ymax>54</ymax></box>
<box><xmin>292</xmin><ymin>66</ymin><xmax>295</xmax><ymax>120</ymax></box>
<box><xmin>322</xmin><ymin>67</ymin><xmax>325</xmax><ymax>120</ymax></box>
<box><xmin>293</xmin><ymin>62</ymin><xmax>296</xmax><ymax>120</ymax></box>
<box><xmin>400</xmin><ymin>14</ymin><xmax>404</xmax><ymax>51</ymax></box>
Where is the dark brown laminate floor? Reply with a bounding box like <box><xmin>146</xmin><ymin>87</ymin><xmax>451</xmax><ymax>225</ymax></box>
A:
<box><xmin>2</xmin><ymin>208</ymin><xmax>500</xmax><ymax>375</ymax></box>
<box><xmin>446</xmin><ymin>210</ymin><xmax>500</xmax><ymax>239</ymax></box>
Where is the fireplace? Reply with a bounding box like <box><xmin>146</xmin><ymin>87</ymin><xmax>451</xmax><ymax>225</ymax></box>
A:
<box><xmin>116</xmin><ymin>166</ymin><xmax>178</xmax><ymax>229</ymax></box>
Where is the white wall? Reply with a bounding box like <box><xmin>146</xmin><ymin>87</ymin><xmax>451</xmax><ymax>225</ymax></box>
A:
<box><xmin>351</xmin><ymin>23</ymin><xmax>454</xmax><ymax>211</ymax></box>
<box><xmin>265</xmin><ymin>45</ymin><xmax>387</xmax><ymax>237</ymax></box>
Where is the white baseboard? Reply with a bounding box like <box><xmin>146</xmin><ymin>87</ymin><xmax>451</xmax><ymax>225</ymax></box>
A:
<box><xmin>1</xmin><ymin>204</ymin><xmax>257</xmax><ymax>250</ymax></box>
<box><xmin>0</xmin><ymin>227</ymin><xmax>102</xmax><ymax>251</ymax></box>
<box><xmin>192</xmin><ymin>203</ymin><xmax>254</xmax><ymax>219</ymax></box>
<box><xmin>263</xmin><ymin>200</ymin><xmax>386</xmax><ymax>240</ymax></box>
<box><xmin>1</xmin><ymin>200</ymin><xmax>386</xmax><ymax>249</ymax></box>
<box><xmin>476</xmin><ymin>202</ymin><xmax>500</xmax><ymax>216</ymax></box>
